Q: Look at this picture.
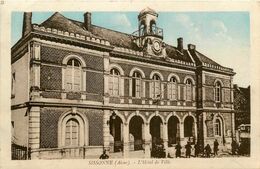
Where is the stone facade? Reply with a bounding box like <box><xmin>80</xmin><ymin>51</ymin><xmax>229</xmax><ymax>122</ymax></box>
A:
<box><xmin>11</xmin><ymin>9</ymin><xmax>236</xmax><ymax>159</ymax></box>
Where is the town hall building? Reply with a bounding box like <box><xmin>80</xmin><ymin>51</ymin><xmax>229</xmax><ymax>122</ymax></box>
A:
<box><xmin>11</xmin><ymin>8</ymin><xmax>236</xmax><ymax>159</ymax></box>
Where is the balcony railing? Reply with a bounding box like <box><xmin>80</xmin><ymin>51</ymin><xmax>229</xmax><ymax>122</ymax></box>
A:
<box><xmin>132</xmin><ymin>26</ymin><xmax>163</xmax><ymax>38</ymax></box>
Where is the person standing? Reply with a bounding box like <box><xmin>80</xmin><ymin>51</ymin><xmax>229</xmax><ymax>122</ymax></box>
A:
<box><xmin>185</xmin><ymin>141</ymin><xmax>192</xmax><ymax>158</ymax></box>
<box><xmin>231</xmin><ymin>140</ymin><xmax>238</xmax><ymax>155</ymax></box>
<box><xmin>175</xmin><ymin>142</ymin><xmax>182</xmax><ymax>158</ymax></box>
<box><xmin>204</xmin><ymin>144</ymin><xmax>212</xmax><ymax>158</ymax></box>
<box><xmin>213</xmin><ymin>139</ymin><xmax>219</xmax><ymax>156</ymax></box>
<box><xmin>99</xmin><ymin>150</ymin><xmax>109</xmax><ymax>159</ymax></box>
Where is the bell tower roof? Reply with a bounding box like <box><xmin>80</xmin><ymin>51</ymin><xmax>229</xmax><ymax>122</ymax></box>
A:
<box><xmin>138</xmin><ymin>7</ymin><xmax>158</xmax><ymax>19</ymax></box>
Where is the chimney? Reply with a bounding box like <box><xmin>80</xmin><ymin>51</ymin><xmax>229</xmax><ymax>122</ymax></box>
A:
<box><xmin>177</xmin><ymin>37</ymin><xmax>183</xmax><ymax>52</ymax></box>
<box><xmin>188</xmin><ymin>44</ymin><xmax>196</xmax><ymax>51</ymax></box>
<box><xmin>22</xmin><ymin>12</ymin><xmax>32</xmax><ymax>37</ymax></box>
<box><xmin>84</xmin><ymin>12</ymin><xmax>91</xmax><ymax>31</ymax></box>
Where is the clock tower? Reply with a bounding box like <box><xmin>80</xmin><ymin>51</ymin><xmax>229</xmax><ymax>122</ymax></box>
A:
<box><xmin>132</xmin><ymin>7</ymin><xmax>166</xmax><ymax>58</ymax></box>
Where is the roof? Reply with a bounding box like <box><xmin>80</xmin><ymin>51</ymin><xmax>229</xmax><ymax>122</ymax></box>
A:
<box><xmin>139</xmin><ymin>7</ymin><xmax>158</xmax><ymax>17</ymax></box>
<box><xmin>40</xmin><ymin>12</ymin><xmax>97</xmax><ymax>38</ymax></box>
<box><xmin>38</xmin><ymin>12</ymin><xmax>232</xmax><ymax>70</ymax></box>
<box><xmin>195</xmin><ymin>51</ymin><xmax>221</xmax><ymax>67</ymax></box>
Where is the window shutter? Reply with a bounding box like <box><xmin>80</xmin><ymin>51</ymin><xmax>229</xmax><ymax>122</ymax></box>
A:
<box><xmin>214</xmin><ymin>87</ymin><xmax>216</xmax><ymax>101</ymax></box>
<box><xmin>129</xmin><ymin>78</ymin><xmax>132</xmax><ymax>97</ymax></box>
<box><xmin>161</xmin><ymin>83</ymin><xmax>164</xmax><ymax>99</ymax></box>
<box><xmin>167</xmin><ymin>83</ymin><xmax>170</xmax><ymax>99</ymax></box>
<box><xmin>142</xmin><ymin>80</ymin><xmax>146</xmax><ymax>98</ymax></box>
<box><xmin>192</xmin><ymin>86</ymin><xmax>196</xmax><ymax>101</ymax></box>
<box><xmin>120</xmin><ymin>77</ymin><xmax>124</xmax><ymax>96</ymax></box>
<box><xmin>178</xmin><ymin>85</ymin><xmax>181</xmax><ymax>100</ymax></box>
<box><xmin>183</xmin><ymin>86</ymin><xmax>186</xmax><ymax>101</ymax></box>
<box><xmin>221</xmin><ymin>88</ymin><xmax>225</xmax><ymax>102</ymax></box>
<box><xmin>149</xmin><ymin>81</ymin><xmax>152</xmax><ymax>98</ymax></box>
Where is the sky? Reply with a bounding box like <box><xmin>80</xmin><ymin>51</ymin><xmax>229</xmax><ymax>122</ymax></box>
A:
<box><xmin>12</xmin><ymin>11</ymin><xmax>250</xmax><ymax>87</ymax></box>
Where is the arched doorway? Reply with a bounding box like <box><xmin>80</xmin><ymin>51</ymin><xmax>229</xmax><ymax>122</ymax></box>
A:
<box><xmin>129</xmin><ymin>116</ymin><xmax>144</xmax><ymax>151</ymax></box>
<box><xmin>184</xmin><ymin>116</ymin><xmax>195</xmax><ymax>143</ymax></box>
<box><xmin>168</xmin><ymin>116</ymin><xmax>180</xmax><ymax>146</ymax></box>
<box><xmin>109</xmin><ymin>115</ymin><xmax>123</xmax><ymax>152</ymax></box>
<box><xmin>214</xmin><ymin>116</ymin><xmax>225</xmax><ymax>145</ymax></box>
<box><xmin>150</xmin><ymin>116</ymin><xmax>163</xmax><ymax>147</ymax></box>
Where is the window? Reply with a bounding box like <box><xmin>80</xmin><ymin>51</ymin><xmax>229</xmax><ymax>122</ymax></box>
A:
<box><xmin>168</xmin><ymin>77</ymin><xmax>177</xmax><ymax>100</ymax></box>
<box><xmin>65</xmin><ymin>59</ymin><xmax>82</xmax><ymax>91</ymax></box>
<box><xmin>214</xmin><ymin>119</ymin><xmax>222</xmax><ymax>136</ymax></box>
<box><xmin>215</xmin><ymin>82</ymin><xmax>221</xmax><ymax>102</ymax></box>
<box><xmin>59</xmin><ymin>111</ymin><xmax>89</xmax><ymax>147</ymax></box>
<box><xmin>184</xmin><ymin>116</ymin><xmax>194</xmax><ymax>137</ymax></box>
<box><xmin>186</xmin><ymin>79</ymin><xmax>192</xmax><ymax>101</ymax></box>
<box><xmin>11</xmin><ymin>72</ymin><xmax>15</xmax><ymax>98</ymax></box>
<box><xmin>151</xmin><ymin>74</ymin><xmax>161</xmax><ymax>99</ymax></box>
<box><xmin>109</xmin><ymin>68</ymin><xmax>120</xmax><ymax>96</ymax></box>
<box><xmin>65</xmin><ymin>119</ymin><xmax>79</xmax><ymax>146</ymax></box>
<box><xmin>132</xmin><ymin>71</ymin><xmax>142</xmax><ymax>98</ymax></box>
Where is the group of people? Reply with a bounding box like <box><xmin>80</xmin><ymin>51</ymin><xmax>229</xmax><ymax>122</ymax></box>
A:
<box><xmin>99</xmin><ymin>139</ymin><xmax>248</xmax><ymax>159</ymax></box>
<box><xmin>231</xmin><ymin>140</ymin><xmax>250</xmax><ymax>155</ymax></box>
<box><xmin>174</xmin><ymin>139</ymin><xmax>220</xmax><ymax>158</ymax></box>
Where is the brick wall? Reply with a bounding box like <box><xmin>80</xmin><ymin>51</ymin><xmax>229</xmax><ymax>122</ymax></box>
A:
<box><xmin>203</xmin><ymin>75</ymin><xmax>232</xmax><ymax>107</ymax></box>
<box><xmin>205</xmin><ymin>87</ymin><xmax>214</xmax><ymax>101</ymax></box>
<box><xmin>41</xmin><ymin>46</ymin><xmax>104</xmax><ymax>71</ymax></box>
<box><xmin>109</xmin><ymin>61</ymin><xmax>196</xmax><ymax>102</ymax></box>
<box><xmin>40</xmin><ymin>107</ymin><xmax>103</xmax><ymax>148</ymax></box>
<box><xmin>124</xmin><ymin>78</ymin><xmax>129</xmax><ymax>96</ymax></box>
<box><xmin>111</xmin><ymin>61</ymin><xmax>196</xmax><ymax>83</ymax></box>
<box><xmin>41</xmin><ymin>65</ymin><xmax>62</xmax><ymax>90</ymax></box>
<box><xmin>204</xmin><ymin>75</ymin><xmax>230</xmax><ymax>88</ymax></box>
<box><xmin>40</xmin><ymin>108</ymin><xmax>65</xmax><ymax>148</ymax></box>
<box><xmin>40</xmin><ymin>45</ymin><xmax>104</xmax><ymax>101</ymax></box>
<box><xmin>86</xmin><ymin>72</ymin><xmax>103</xmax><ymax>95</ymax></box>
<box><xmin>205</xmin><ymin>112</ymin><xmax>232</xmax><ymax>138</ymax></box>
<box><xmin>81</xmin><ymin>109</ymin><xmax>103</xmax><ymax>146</ymax></box>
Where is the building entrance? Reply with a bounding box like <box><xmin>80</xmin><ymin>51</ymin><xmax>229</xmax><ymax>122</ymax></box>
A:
<box><xmin>109</xmin><ymin>115</ymin><xmax>123</xmax><ymax>152</ymax></box>
<box><xmin>168</xmin><ymin>116</ymin><xmax>180</xmax><ymax>146</ymax></box>
<box><xmin>129</xmin><ymin>116</ymin><xmax>144</xmax><ymax>151</ymax></box>
<box><xmin>150</xmin><ymin>116</ymin><xmax>163</xmax><ymax>147</ymax></box>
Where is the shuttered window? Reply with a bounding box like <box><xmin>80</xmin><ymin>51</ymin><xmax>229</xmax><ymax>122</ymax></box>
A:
<box><xmin>65</xmin><ymin>119</ymin><xmax>79</xmax><ymax>146</ymax></box>
<box><xmin>109</xmin><ymin>68</ymin><xmax>120</xmax><ymax>96</ymax></box>
<box><xmin>65</xmin><ymin>59</ymin><xmax>82</xmax><ymax>91</ymax></box>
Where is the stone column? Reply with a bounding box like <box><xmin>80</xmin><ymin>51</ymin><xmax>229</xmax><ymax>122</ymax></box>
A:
<box><xmin>194</xmin><ymin>121</ymin><xmax>198</xmax><ymax>143</ymax></box>
<box><xmin>202</xmin><ymin>112</ymin><xmax>207</xmax><ymax>146</ymax></box>
<box><xmin>180</xmin><ymin>122</ymin><xmax>185</xmax><ymax>146</ymax></box>
<box><xmin>231</xmin><ymin>112</ymin><xmax>235</xmax><ymax>139</ymax></box>
<box><xmin>123</xmin><ymin>122</ymin><xmax>129</xmax><ymax>158</ymax></box>
<box><xmin>163</xmin><ymin>122</ymin><xmax>168</xmax><ymax>156</ymax></box>
<box><xmin>103</xmin><ymin>110</ymin><xmax>110</xmax><ymax>152</ymax></box>
<box><xmin>144</xmin><ymin>123</ymin><xmax>151</xmax><ymax>158</ymax></box>
<box><xmin>29</xmin><ymin>106</ymin><xmax>40</xmax><ymax>159</ymax></box>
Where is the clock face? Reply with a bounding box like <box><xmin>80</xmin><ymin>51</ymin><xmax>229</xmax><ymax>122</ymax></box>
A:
<box><xmin>152</xmin><ymin>40</ymin><xmax>161</xmax><ymax>54</ymax></box>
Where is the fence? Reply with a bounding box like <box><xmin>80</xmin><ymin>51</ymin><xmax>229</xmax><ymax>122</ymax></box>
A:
<box><xmin>11</xmin><ymin>143</ymin><xmax>29</xmax><ymax>160</ymax></box>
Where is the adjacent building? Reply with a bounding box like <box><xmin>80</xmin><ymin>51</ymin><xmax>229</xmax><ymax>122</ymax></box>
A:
<box><xmin>11</xmin><ymin>8</ymin><xmax>236</xmax><ymax>159</ymax></box>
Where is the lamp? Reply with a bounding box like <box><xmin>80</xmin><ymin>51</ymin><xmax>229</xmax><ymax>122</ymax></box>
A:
<box><xmin>107</xmin><ymin>111</ymin><xmax>117</xmax><ymax>125</ymax></box>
